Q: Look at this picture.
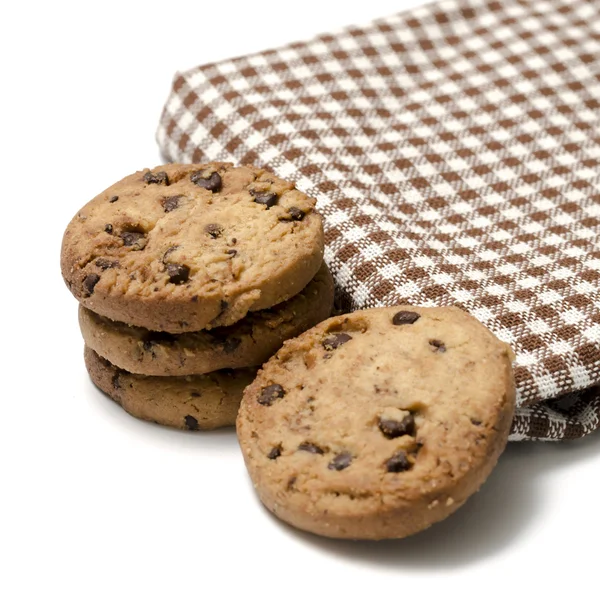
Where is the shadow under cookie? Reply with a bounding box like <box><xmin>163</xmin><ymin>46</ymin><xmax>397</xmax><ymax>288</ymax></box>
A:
<box><xmin>84</xmin><ymin>346</ymin><xmax>256</xmax><ymax>430</ymax></box>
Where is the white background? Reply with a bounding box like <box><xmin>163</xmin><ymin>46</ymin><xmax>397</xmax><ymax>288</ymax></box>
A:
<box><xmin>2</xmin><ymin>1</ymin><xmax>600</xmax><ymax>598</ymax></box>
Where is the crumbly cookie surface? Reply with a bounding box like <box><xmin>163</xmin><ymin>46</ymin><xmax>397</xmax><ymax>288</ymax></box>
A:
<box><xmin>62</xmin><ymin>163</ymin><xmax>324</xmax><ymax>332</ymax></box>
<box><xmin>79</xmin><ymin>264</ymin><xmax>334</xmax><ymax>376</ymax></box>
<box><xmin>237</xmin><ymin>306</ymin><xmax>515</xmax><ymax>540</ymax></box>
<box><xmin>85</xmin><ymin>346</ymin><xmax>255</xmax><ymax>430</ymax></box>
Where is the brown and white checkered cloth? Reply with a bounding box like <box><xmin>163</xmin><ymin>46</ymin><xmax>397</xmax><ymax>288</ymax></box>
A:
<box><xmin>157</xmin><ymin>0</ymin><xmax>600</xmax><ymax>441</ymax></box>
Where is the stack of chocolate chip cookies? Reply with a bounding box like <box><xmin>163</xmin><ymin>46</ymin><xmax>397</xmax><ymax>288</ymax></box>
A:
<box><xmin>61</xmin><ymin>163</ymin><xmax>332</xmax><ymax>430</ymax></box>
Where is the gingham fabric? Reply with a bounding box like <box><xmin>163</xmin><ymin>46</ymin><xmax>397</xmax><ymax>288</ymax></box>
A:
<box><xmin>157</xmin><ymin>0</ymin><xmax>600</xmax><ymax>441</ymax></box>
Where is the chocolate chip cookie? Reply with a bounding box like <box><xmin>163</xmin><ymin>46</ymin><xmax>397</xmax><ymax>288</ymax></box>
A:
<box><xmin>236</xmin><ymin>306</ymin><xmax>515</xmax><ymax>540</ymax></box>
<box><xmin>61</xmin><ymin>163</ymin><xmax>324</xmax><ymax>333</ymax></box>
<box><xmin>85</xmin><ymin>346</ymin><xmax>256</xmax><ymax>429</ymax></box>
<box><xmin>79</xmin><ymin>263</ymin><xmax>334</xmax><ymax>376</ymax></box>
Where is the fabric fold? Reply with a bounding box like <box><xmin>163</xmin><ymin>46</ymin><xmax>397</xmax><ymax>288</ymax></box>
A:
<box><xmin>157</xmin><ymin>0</ymin><xmax>600</xmax><ymax>440</ymax></box>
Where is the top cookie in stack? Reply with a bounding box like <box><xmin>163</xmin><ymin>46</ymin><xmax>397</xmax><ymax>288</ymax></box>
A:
<box><xmin>61</xmin><ymin>163</ymin><xmax>324</xmax><ymax>332</ymax></box>
<box><xmin>61</xmin><ymin>163</ymin><xmax>330</xmax><ymax>429</ymax></box>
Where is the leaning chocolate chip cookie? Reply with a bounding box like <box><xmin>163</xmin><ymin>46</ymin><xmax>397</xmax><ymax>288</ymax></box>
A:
<box><xmin>237</xmin><ymin>306</ymin><xmax>515</xmax><ymax>540</ymax></box>
<box><xmin>79</xmin><ymin>263</ymin><xmax>334</xmax><ymax>376</ymax></box>
<box><xmin>85</xmin><ymin>346</ymin><xmax>256</xmax><ymax>429</ymax></box>
<box><xmin>61</xmin><ymin>163</ymin><xmax>324</xmax><ymax>333</ymax></box>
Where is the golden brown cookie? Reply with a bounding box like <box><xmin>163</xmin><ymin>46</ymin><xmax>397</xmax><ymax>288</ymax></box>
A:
<box><xmin>237</xmin><ymin>306</ymin><xmax>515</xmax><ymax>540</ymax></box>
<box><xmin>85</xmin><ymin>346</ymin><xmax>256</xmax><ymax>429</ymax></box>
<box><xmin>79</xmin><ymin>263</ymin><xmax>334</xmax><ymax>376</ymax></box>
<box><xmin>61</xmin><ymin>163</ymin><xmax>324</xmax><ymax>333</ymax></box>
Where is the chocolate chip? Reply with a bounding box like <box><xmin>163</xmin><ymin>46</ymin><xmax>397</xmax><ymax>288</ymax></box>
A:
<box><xmin>83</xmin><ymin>273</ymin><xmax>100</xmax><ymax>296</ymax></box>
<box><xmin>191</xmin><ymin>295</ymin><xmax>199</xmax><ymax>302</ymax></box>
<box><xmin>328</xmin><ymin>452</ymin><xmax>352</xmax><ymax>471</ymax></box>
<box><xmin>166</xmin><ymin>263</ymin><xmax>190</xmax><ymax>284</ymax></box>
<box><xmin>142</xmin><ymin>340</ymin><xmax>159</xmax><ymax>360</ymax></box>
<box><xmin>392</xmin><ymin>311</ymin><xmax>421</xmax><ymax>325</ymax></box>
<box><xmin>190</xmin><ymin>169</ymin><xmax>222</xmax><ymax>192</ymax></box>
<box><xmin>252</xmin><ymin>191</ymin><xmax>278</xmax><ymax>208</ymax></box>
<box><xmin>161</xmin><ymin>195</ymin><xmax>183</xmax><ymax>212</ymax></box>
<box><xmin>268</xmin><ymin>446</ymin><xmax>282</xmax><ymax>460</ymax></box>
<box><xmin>257</xmin><ymin>384</ymin><xmax>285</xmax><ymax>406</ymax></box>
<box><xmin>143</xmin><ymin>170</ymin><xmax>169</xmax><ymax>185</ymax></box>
<box><xmin>322</xmin><ymin>332</ymin><xmax>352</xmax><ymax>351</ymax></box>
<box><xmin>221</xmin><ymin>337</ymin><xmax>241</xmax><ymax>354</ymax></box>
<box><xmin>205</xmin><ymin>223</ymin><xmax>223</xmax><ymax>238</ymax></box>
<box><xmin>379</xmin><ymin>415</ymin><xmax>415</xmax><ymax>439</ymax></box>
<box><xmin>185</xmin><ymin>415</ymin><xmax>199</xmax><ymax>430</ymax></box>
<box><xmin>288</xmin><ymin>207</ymin><xmax>305</xmax><ymax>221</ymax></box>
<box><xmin>226</xmin><ymin>249</ymin><xmax>237</xmax><ymax>256</ymax></box>
<box><xmin>109</xmin><ymin>195</ymin><xmax>119</xmax><ymax>203</ymax></box>
<box><xmin>111</xmin><ymin>372</ymin><xmax>121</xmax><ymax>390</ymax></box>
<box><xmin>231</xmin><ymin>238</ymin><xmax>237</xmax><ymax>245</ymax></box>
<box><xmin>95</xmin><ymin>258</ymin><xmax>118</xmax><ymax>270</ymax></box>
<box><xmin>104</xmin><ymin>224</ymin><xmax>113</xmax><ymax>234</ymax></box>
<box><xmin>190</xmin><ymin>392</ymin><xmax>201</xmax><ymax>398</ymax></box>
<box><xmin>471</xmin><ymin>418</ymin><xmax>482</xmax><ymax>426</ymax></box>
<box><xmin>298</xmin><ymin>443</ymin><xmax>324</xmax><ymax>455</ymax></box>
<box><xmin>429</xmin><ymin>339</ymin><xmax>446</xmax><ymax>353</ymax></box>
<box><xmin>287</xmin><ymin>476</ymin><xmax>297</xmax><ymax>490</ymax></box>
<box><xmin>386</xmin><ymin>451</ymin><xmax>411</xmax><ymax>473</ymax></box>
<box><xmin>121</xmin><ymin>231</ymin><xmax>146</xmax><ymax>249</ymax></box>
